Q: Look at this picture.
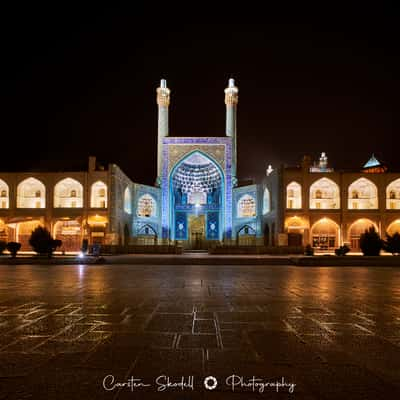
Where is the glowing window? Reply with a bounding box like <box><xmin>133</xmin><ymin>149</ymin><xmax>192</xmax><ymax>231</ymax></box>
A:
<box><xmin>0</xmin><ymin>180</ymin><xmax>9</xmax><ymax>209</ymax></box>
<box><xmin>90</xmin><ymin>181</ymin><xmax>108</xmax><ymax>208</ymax></box>
<box><xmin>310</xmin><ymin>178</ymin><xmax>340</xmax><ymax>209</ymax></box>
<box><xmin>237</xmin><ymin>194</ymin><xmax>256</xmax><ymax>218</ymax></box>
<box><xmin>17</xmin><ymin>178</ymin><xmax>46</xmax><ymax>208</ymax></box>
<box><xmin>124</xmin><ymin>187</ymin><xmax>132</xmax><ymax>214</ymax></box>
<box><xmin>348</xmin><ymin>178</ymin><xmax>378</xmax><ymax>209</ymax></box>
<box><xmin>137</xmin><ymin>194</ymin><xmax>156</xmax><ymax>217</ymax></box>
<box><xmin>263</xmin><ymin>187</ymin><xmax>270</xmax><ymax>214</ymax></box>
<box><xmin>386</xmin><ymin>179</ymin><xmax>400</xmax><ymax>209</ymax></box>
<box><xmin>286</xmin><ymin>182</ymin><xmax>302</xmax><ymax>209</ymax></box>
<box><xmin>188</xmin><ymin>191</ymin><xmax>206</xmax><ymax>205</ymax></box>
<box><xmin>54</xmin><ymin>178</ymin><xmax>83</xmax><ymax>208</ymax></box>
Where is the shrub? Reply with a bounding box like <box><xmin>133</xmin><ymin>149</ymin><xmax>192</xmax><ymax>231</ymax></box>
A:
<box><xmin>29</xmin><ymin>226</ymin><xmax>62</xmax><ymax>257</ymax></box>
<box><xmin>0</xmin><ymin>240</ymin><xmax>6</xmax><ymax>255</ymax></box>
<box><xmin>383</xmin><ymin>232</ymin><xmax>400</xmax><ymax>255</ymax></box>
<box><xmin>6</xmin><ymin>242</ymin><xmax>21</xmax><ymax>258</ymax></box>
<box><xmin>335</xmin><ymin>245</ymin><xmax>350</xmax><ymax>256</ymax></box>
<box><xmin>359</xmin><ymin>227</ymin><xmax>382</xmax><ymax>256</ymax></box>
<box><xmin>304</xmin><ymin>244</ymin><xmax>314</xmax><ymax>256</ymax></box>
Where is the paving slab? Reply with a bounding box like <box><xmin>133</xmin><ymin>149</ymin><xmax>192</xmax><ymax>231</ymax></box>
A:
<box><xmin>0</xmin><ymin>264</ymin><xmax>399</xmax><ymax>399</ymax></box>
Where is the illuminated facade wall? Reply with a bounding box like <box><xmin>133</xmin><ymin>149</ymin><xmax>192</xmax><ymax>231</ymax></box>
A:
<box><xmin>263</xmin><ymin>158</ymin><xmax>400</xmax><ymax>250</ymax></box>
<box><xmin>160</xmin><ymin>137</ymin><xmax>233</xmax><ymax>244</ymax></box>
<box><xmin>132</xmin><ymin>184</ymin><xmax>161</xmax><ymax>241</ymax></box>
<box><xmin>232</xmin><ymin>184</ymin><xmax>263</xmax><ymax>244</ymax></box>
<box><xmin>0</xmin><ymin>157</ymin><xmax>124</xmax><ymax>251</ymax></box>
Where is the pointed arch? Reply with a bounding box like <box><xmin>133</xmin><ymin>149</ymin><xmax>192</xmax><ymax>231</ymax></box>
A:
<box><xmin>124</xmin><ymin>187</ymin><xmax>132</xmax><ymax>214</ymax></box>
<box><xmin>0</xmin><ymin>179</ymin><xmax>9</xmax><ymax>209</ymax></box>
<box><xmin>286</xmin><ymin>181</ymin><xmax>302</xmax><ymax>209</ymax></box>
<box><xmin>17</xmin><ymin>177</ymin><xmax>46</xmax><ymax>208</ymax></box>
<box><xmin>237</xmin><ymin>224</ymin><xmax>256</xmax><ymax>246</ymax></box>
<box><xmin>169</xmin><ymin>150</ymin><xmax>225</xmax><ymax>242</ymax></box>
<box><xmin>137</xmin><ymin>194</ymin><xmax>156</xmax><ymax>217</ymax></box>
<box><xmin>54</xmin><ymin>178</ymin><xmax>83</xmax><ymax>208</ymax></box>
<box><xmin>348</xmin><ymin>178</ymin><xmax>378</xmax><ymax>209</ymax></box>
<box><xmin>138</xmin><ymin>224</ymin><xmax>157</xmax><ymax>236</ymax></box>
<box><xmin>311</xmin><ymin>218</ymin><xmax>339</xmax><ymax>249</ymax></box>
<box><xmin>263</xmin><ymin>187</ymin><xmax>270</xmax><ymax>214</ymax></box>
<box><xmin>237</xmin><ymin>194</ymin><xmax>256</xmax><ymax>218</ymax></box>
<box><xmin>386</xmin><ymin>178</ymin><xmax>400</xmax><ymax>209</ymax></box>
<box><xmin>387</xmin><ymin>219</ymin><xmax>400</xmax><ymax>236</ymax></box>
<box><xmin>90</xmin><ymin>181</ymin><xmax>108</xmax><ymax>208</ymax></box>
<box><xmin>348</xmin><ymin>218</ymin><xmax>379</xmax><ymax>250</ymax></box>
<box><xmin>309</xmin><ymin>177</ymin><xmax>340</xmax><ymax>209</ymax></box>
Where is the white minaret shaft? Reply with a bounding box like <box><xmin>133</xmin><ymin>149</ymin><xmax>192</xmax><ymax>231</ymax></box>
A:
<box><xmin>156</xmin><ymin>79</ymin><xmax>170</xmax><ymax>181</ymax></box>
<box><xmin>224</xmin><ymin>78</ymin><xmax>239</xmax><ymax>179</ymax></box>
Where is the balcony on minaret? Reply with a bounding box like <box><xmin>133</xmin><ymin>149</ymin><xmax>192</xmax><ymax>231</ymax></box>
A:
<box><xmin>224</xmin><ymin>78</ymin><xmax>239</xmax><ymax>106</ymax></box>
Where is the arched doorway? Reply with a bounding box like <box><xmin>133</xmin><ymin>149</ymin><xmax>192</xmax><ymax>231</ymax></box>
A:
<box><xmin>87</xmin><ymin>215</ymin><xmax>108</xmax><ymax>245</ymax></box>
<box><xmin>311</xmin><ymin>218</ymin><xmax>339</xmax><ymax>250</ymax></box>
<box><xmin>16</xmin><ymin>220</ymin><xmax>42</xmax><ymax>251</ymax></box>
<box><xmin>285</xmin><ymin>216</ymin><xmax>307</xmax><ymax>246</ymax></box>
<box><xmin>137</xmin><ymin>224</ymin><xmax>157</xmax><ymax>245</ymax></box>
<box><xmin>170</xmin><ymin>151</ymin><xmax>224</xmax><ymax>249</ymax></box>
<box><xmin>387</xmin><ymin>220</ymin><xmax>400</xmax><ymax>236</ymax></box>
<box><xmin>348</xmin><ymin>219</ymin><xmax>378</xmax><ymax>251</ymax></box>
<box><xmin>54</xmin><ymin>220</ymin><xmax>82</xmax><ymax>252</ymax></box>
<box><xmin>237</xmin><ymin>224</ymin><xmax>256</xmax><ymax>246</ymax></box>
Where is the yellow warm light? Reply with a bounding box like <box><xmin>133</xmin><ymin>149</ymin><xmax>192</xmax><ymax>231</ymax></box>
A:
<box><xmin>87</xmin><ymin>215</ymin><xmax>108</xmax><ymax>226</ymax></box>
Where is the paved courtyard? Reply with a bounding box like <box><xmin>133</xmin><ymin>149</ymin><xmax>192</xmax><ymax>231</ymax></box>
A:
<box><xmin>0</xmin><ymin>264</ymin><xmax>400</xmax><ymax>399</ymax></box>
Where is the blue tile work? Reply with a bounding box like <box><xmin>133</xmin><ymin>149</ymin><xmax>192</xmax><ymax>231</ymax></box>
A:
<box><xmin>133</xmin><ymin>184</ymin><xmax>161</xmax><ymax>237</ymax></box>
<box><xmin>233</xmin><ymin>184</ymin><xmax>263</xmax><ymax>239</ymax></box>
<box><xmin>174</xmin><ymin>212</ymin><xmax>187</xmax><ymax>240</ymax></box>
<box><xmin>206</xmin><ymin>211</ymin><xmax>219</xmax><ymax>240</ymax></box>
<box><xmin>161</xmin><ymin>137</ymin><xmax>233</xmax><ymax>241</ymax></box>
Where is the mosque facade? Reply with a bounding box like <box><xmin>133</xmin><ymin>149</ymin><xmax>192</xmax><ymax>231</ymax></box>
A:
<box><xmin>1</xmin><ymin>79</ymin><xmax>400</xmax><ymax>252</ymax></box>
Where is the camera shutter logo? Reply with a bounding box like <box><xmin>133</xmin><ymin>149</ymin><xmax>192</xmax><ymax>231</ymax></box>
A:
<box><xmin>203</xmin><ymin>376</ymin><xmax>218</xmax><ymax>390</ymax></box>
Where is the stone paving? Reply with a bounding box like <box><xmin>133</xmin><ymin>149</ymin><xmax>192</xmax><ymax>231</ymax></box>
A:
<box><xmin>0</xmin><ymin>264</ymin><xmax>400</xmax><ymax>399</ymax></box>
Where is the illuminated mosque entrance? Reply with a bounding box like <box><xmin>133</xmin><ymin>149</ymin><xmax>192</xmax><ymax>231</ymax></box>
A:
<box><xmin>171</xmin><ymin>152</ymin><xmax>223</xmax><ymax>249</ymax></box>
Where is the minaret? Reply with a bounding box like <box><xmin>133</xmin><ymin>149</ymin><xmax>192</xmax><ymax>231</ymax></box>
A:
<box><xmin>224</xmin><ymin>78</ymin><xmax>239</xmax><ymax>180</ymax></box>
<box><xmin>156</xmin><ymin>79</ymin><xmax>170</xmax><ymax>184</ymax></box>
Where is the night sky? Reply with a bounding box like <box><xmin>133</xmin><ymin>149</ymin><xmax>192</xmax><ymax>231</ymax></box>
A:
<box><xmin>1</xmin><ymin>4</ymin><xmax>399</xmax><ymax>185</ymax></box>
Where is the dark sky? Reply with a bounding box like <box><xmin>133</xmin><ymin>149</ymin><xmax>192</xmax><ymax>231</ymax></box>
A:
<box><xmin>1</xmin><ymin>4</ymin><xmax>399</xmax><ymax>184</ymax></box>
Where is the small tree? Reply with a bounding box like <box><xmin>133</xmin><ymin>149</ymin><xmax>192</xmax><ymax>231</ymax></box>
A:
<box><xmin>29</xmin><ymin>226</ymin><xmax>62</xmax><ymax>257</ymax></box>
<box><xmin>0</xmin><ymin>240</ymin><xmax>6</xmax><ymax>255</ymax></box>
<box><xmin>6</xmin><ymin>242</ymin><xmax>21</xmax><ymax>258</ymax></box>
<box><xmin>360</xmin><ymin>226</ymin><xmax>382</xmax><ymax>256</ymax></box>
<box><xmin>383</xmin><ymin>232</ymin><xmax>400</xmax><ymax>255</ymax></box>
